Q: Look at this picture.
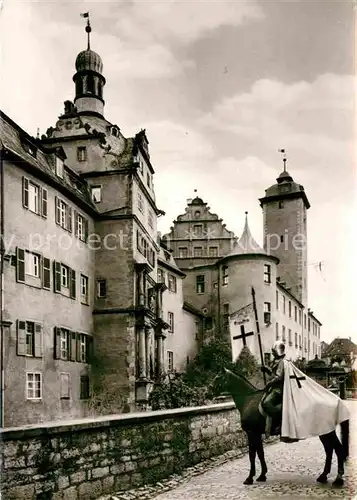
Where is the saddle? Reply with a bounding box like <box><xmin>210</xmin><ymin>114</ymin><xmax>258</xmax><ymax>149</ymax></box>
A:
<box><xmin>258</xmin><ymin>399</ymin><xmax>299</xmax><ymax>442</ymax></box>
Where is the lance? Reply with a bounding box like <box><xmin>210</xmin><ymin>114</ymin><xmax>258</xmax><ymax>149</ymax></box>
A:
<box><xmin>251</xmin><ymin>287</ymin><xmax>266</xmax><ymax>384</ymax></box>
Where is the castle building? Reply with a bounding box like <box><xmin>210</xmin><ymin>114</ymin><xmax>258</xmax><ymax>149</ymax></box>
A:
<box><xmin>0</xmin><ymin>22</ymin><xmax>200</xmax><ymax>427</ymax></box>
<box><xmin>164</xmin><ymin>164</ymin><xmax>322</xmax><ymax>365</ymax></box>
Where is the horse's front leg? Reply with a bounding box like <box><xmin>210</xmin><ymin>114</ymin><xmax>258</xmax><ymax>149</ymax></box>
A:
<box><xmin>317</xmin><ymin>434</ymin><xmax>333</xmax><ymax>484</ymax></box>
<box><xmin>243</xmin><ymin>432</ymin><xmax>256</xmax><ymax>485</ymax></box>
<box><xmin>255</xmin><ymin>434</ymin><xmax>268</xmax><ymax>482</ymax></box>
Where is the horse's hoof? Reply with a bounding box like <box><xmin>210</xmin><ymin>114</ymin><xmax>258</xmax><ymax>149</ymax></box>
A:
<box><xmin>256</xmin><ymin>475</ymin><xmax>267</xmax><ymax>482</ymax></box>
<box><xmin>332</xmin><ymin>477</ymin><xmax>344</xmax><ymax>487</ymax></box>
<box><xmin>316</xmin><ymin>475</ymin><xmax>328</xmax><ymax>484</ymax></box>
<box><xmin>243</xmin><ymin>477</ymin><xmax>254</xmax><ymax>485</ymax></box>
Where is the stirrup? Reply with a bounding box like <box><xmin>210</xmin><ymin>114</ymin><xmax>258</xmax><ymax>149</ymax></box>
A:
<box><xmin>265</xmin><ymin>416</ymin><xmax>272</xmax><ymax>438</ymax></box>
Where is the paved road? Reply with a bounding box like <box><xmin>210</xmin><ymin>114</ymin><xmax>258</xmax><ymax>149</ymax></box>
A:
<box><xmin>153</xmin><ymin>403</ymin><xmax>357</xmax><ymax>500</ymax></box>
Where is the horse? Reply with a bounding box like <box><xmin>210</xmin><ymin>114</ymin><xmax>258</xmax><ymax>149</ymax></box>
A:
<box><xmin>214</xmin><ymin>368</ymin><xmax>349</xmax><ymax>487</ymax></box>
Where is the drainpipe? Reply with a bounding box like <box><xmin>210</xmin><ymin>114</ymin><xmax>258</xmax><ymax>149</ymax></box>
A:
<box><xmin>0</xmin><ymin>140</ymin><xmax>5</xmax><ymax>428</ymax></box>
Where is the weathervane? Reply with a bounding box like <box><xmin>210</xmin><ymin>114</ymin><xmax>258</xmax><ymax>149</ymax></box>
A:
<box><xmin>278</xmin><ymin>148</ymin><xmax>287</xmax><ymax>172</ymax></box>
<box><xmin>80</xmin><ymin>12</ymin><xmax>91</xmax><ymax>50</ymax></box>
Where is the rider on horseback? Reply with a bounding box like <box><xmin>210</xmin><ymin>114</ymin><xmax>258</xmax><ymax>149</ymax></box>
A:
<box><xmin>261</xmin><ymin>340</ymin><xmax>286</xmax><ymax>437</ymax></box>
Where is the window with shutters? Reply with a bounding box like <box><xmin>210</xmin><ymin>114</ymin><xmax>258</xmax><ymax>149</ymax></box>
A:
<box><xmin>53</xmin><ymin>261</ymin><xmax>75</xmax><ymax>298</ymax></box>
<box><xmin>54</xmin><ymin>328</ymin><xmax>91</xmax><ymax>363</ymax></box>
<box><xmin>26</xmin><ymin>372</ymin><xmax>42</xmax><ymax>400</ymax></box>
<box><xmin>80</xmin><ymin>375</ymin><xmax>90</xmax><ymax>399</ymax></box>
<box><xmin>80</xmin><ymin>274</ymin><xmax>89</xmax><ymax>304</ymax></box>
<box><xmin>60</xmin><ymin>330</ymin><xmax>69</xmax><ymax>359</ymax></box>
<box><xmin>22</xmin><ymin>178</ymin><xmax>47</xmax><ymax>218</ymax></box>
<box><xmin>60</xmin><ymin>373</ymin><xmax>70</xmax><ymax>399</ymax></box>
<box><xmin>76</xmin><ymin>213</ymin><xmax>84</xmax><ymax>241</ymax></box>
<box><xmin>17</xmin><ymin>320</ymin><xmax>43</xmax><ymax>357</ymax></box>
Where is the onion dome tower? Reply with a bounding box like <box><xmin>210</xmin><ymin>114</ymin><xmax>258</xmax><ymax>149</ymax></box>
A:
<box><xmin>73</xmin><ymin>14</ymin><xmax>106</xmax><ymax>117</ymax></box>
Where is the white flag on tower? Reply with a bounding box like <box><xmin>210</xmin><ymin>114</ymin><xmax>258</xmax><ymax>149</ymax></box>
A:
<box><xmin>229</xmin><ymin>303</ymin><xmax>256</xmax><ymax>362</ymax></box>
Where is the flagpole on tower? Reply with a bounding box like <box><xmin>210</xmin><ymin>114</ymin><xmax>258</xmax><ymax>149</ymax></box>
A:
<box><xmin>80</xmin><ymin>12</ymin><xmax>91</xmax><ymax>50</ymax></box>
<box><xmin>251</xmin><ymin>287</ymin><xmax>266</xmax><ymax>384</ymax></box>
<box><xmin>278</xmin><ymin>148</ymin><xmax>287</xmax><ymax>172</ymax></box>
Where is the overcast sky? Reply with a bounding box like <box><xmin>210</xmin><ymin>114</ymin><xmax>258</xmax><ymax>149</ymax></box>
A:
<box><xmin>1</xmin><ymin>0</ymin><xmax>355</xmax><ymax>344</ymax></box>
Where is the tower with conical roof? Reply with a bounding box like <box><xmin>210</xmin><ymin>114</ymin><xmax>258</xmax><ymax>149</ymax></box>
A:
<box><xmin>259</xmin><ymin>152</ymin><xmax>310</xmax><ymax>306</ymax></box>
<box><xmin>72</xmin><ymin>14</ymin><xmax>106</xmax><ymax>117</ymax></box>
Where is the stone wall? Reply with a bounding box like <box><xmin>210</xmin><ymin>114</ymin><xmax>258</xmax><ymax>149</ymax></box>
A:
<box><xmin>1</xmin><ymin>402</ymin><xmax>247</xmax><ymax>500</ymax></box>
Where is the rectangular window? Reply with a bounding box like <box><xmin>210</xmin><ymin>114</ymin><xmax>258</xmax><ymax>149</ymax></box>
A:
<box><xmin>91</xmin><ymin>186</ymin><xmax>102</xmax><ymax>203</ymax></box>
<box><xmin>193</xmin><ymin>247</ymin><xmax>203</xmax><ymax>257</ymax></box>
<box><xmin>304</xmin><ymin>314</ymin><xmax>307</xmax><ymax>328</ymax></box>
<box><xmin>137</xmin><ymin>191</ymin><xmax>144</xmax><ymax>214</ymax></box>
<box><xmin>28</xmin><ymin>182</ymin><xmax>40</xmax><ymax>213</ymax></box>
<box><xmin>168</xmin><ymin>274</ymin><xmax>177</xmax><ymax>292</ymax></box>
<box><xmin>148</xmin><ymin>210</ymin><xmax>154</xmax><ymax>229</ymax></box>
<box><xmin>222</xmin><ymin>265</ymin><xmax>229</xmax><ymax>285</ymax></box>
<box><xmin>26</xmin><ymin>372</ymin><xmax>42</xmax><ymax>400</ymax></box>
<box><xmin>61</xmin><ymin>265</ymin><xmax>69</xmax><ymax>288</ymax></box>
<box><xmin>60</xmin><ymin>373</ymin><xmax>70</xmax><ymax>399</ymax></box>
<box><xmin>283</xmin><ymin>296</ymin><xmax>286</xmax><ymax>314</ymax></box>
<box><xmin>196</xmin><ymin>275</ymin><xmax>205</xmax><ymax>294</ymax></box>
<box><xmin>25</xmin><ymin>251</ymin><xmax>40</xmax><ymax>278</ymax></box>
<box><xmin>276</xmin><ymin>290</ymin><xmax>279</xmax><ymax>309</ymax></box>
<box><xmin>60</xmin><ymin>330</ymin><xmax>69</xmax><ymax>360</ymax></box>
<box><xmin>55</xmin><ymin>198</ymin><xmax>72</xmax><ymax>231</ymax></box>
<box><xmin>17</xmin><ymin>320</ymin><xmax>43</xmax><ymax>357</ymax></box>
<box><xmin>157</xmin><ymin>269</ymin><xmax>164</xmax><ymax>284</ymax></box>
<box><xmin>276</xmin><ymin>322</ymin><xmax>279</xmax><ymax>340</ymax></box>
<box><xmin>264</xmin><ymin>302</ymin><xmax>271</xmax><ymax>323</ymax></box>
<box><xmin>77</xmin><ymin>146</ymin><xmax>87</xmax><ymax>162</ymax></box>
<box><xmin>264</xmin><ymin>264</ymin><xmax>271</xmax><ymax>284</ymax></box>
<box><xmin>304</xmin><ymin>337</ymin><xmax>307</xmax><ymax>352</ymax></box>
<box><xmin>56</xmin><ymin>157</ymin><xmax>64</xmax><ymax>178</ymax></box>
<box><xmin>308</xmin><ymin>317</ymin><xmax>311</xmax><ymax>331</ymax></box>
<box><xmin>288</xmin><ymin>301</ymin><xmax>292</xmax><ymax>317</ymax></box>
<box><xmin>299</xmin><ymin>335</ymin><xmax>302</xmax><ymax>348</ymax></box>
<box><xmin>146</xmin><ymin>172</ymin><xmax>151</xmax><ymax>188</ymax></box>
<box><xmin>78</xmin><ymin>333</ymin><xmax>87</xmax><ymax>362</ymax></box>
<box><xmin>80</xmin><ymin>274</ymin><xmax>88</xmax><ymax>304</ymax></box>
<box><xmin>178</xmin><ymin>247</ymin><xmax>188</xmax><ymax>258</ymax></box>
<box><xmin>295</xmin><ymin>332</ymin><xmax>298</xmax><ymax>348</ymax></box>
<box><xmin>209</xmin><ymin>247</ymin><xmax>218</xmax><ymax>257</ymax></box>
<box><xmin>288</xmin><ymin>328</ymin><xmax>292</xmax><ymax>345</ymax></box>
<box><xmin>168</xmin><ymin>312</ymin><xmax>174</xmax><ymax>333</ymax></box>
<box><xmin>75</xmin><ymin>213</ymin><xmax>87</xmax><ymax>242</ymax></box>
<box><xmin>278</xmin><ymin>201</ymin><xmax>284</xmax><ymax>209</ymax></box>
<box><xmin>167</xmin><ymin>351</ymin><xmax>174</xmax><ymax>372</ymax></box>
<box><xmin>294</xmin><ymin>306</ymin><xmax>297</xmax><ymax>322</ymax></box>
<box><xmin>193</xmin><ymin>224</ymin><xmax>202</xmax><ymax>236</ymax></box>
<box><xmin>280</xmin><ymin>235</ymin><xmax>284</xmax><ymax>243</ymax></box>
<box><xmin>282</xmin><ymin>325</ymin><xmax>286</xmax><ymax>342</ymax></box>
<box><xmin>80</xmin><ymin>375</ymin><xmax>90</xmax><ymax>399</ymax></box>
<box><xmin>299</xmin><ymin>310</ymin><xmax>302</xmax><ymax>325</ymax></box>
<box><xmin>97</xmin><ymin>279</ymin><xmax>106</xmax><ymax>298</ymax></box>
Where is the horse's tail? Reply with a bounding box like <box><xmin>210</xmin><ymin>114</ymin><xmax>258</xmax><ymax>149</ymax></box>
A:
<box><xmin>340</xmin><ymin>419</ymin><xmax>349</xmax><ymax>460</ymax></box>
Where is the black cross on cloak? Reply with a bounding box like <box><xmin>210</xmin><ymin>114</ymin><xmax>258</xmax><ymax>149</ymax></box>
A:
<box><xmin>233</xmin><ymin>324</ymin><xmax>254</xmax><ymax>347</ymax></box>
<box><xmin>290</xmin><ymin>370</ymin><xmax>306</xmax><ymax>389</ymax></box>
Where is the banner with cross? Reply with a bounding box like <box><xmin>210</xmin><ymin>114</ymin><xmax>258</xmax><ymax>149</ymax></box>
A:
<box><xmin>229</xmin><ymin>302</ymin><xmax>256</xmax><ymax>362</ymax></box>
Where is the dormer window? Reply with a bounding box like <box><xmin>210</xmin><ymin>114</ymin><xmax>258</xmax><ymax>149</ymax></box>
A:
<box><xmin>111</xmin><ymin>126</ymin><xmax>119</xmax><ymax>137</ymax></box>
<box><xmin>56</xmin><ymin>157</ymin><xmax>64</xmax><ymax>179</ymax></box>
<box><xmin>22</xmin><ymin>141</ymin><xmax>37</xmax><ymax>158</ymax></box>
<box><xmin>91</xmin><ymin>186</ymin><xmax>102</xmax><ymax>203</ymax></box>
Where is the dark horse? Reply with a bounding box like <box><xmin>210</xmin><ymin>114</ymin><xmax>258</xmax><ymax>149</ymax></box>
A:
<box><xmin>219</xmin><ymin>368</ymin><xmax>349</xmax><ymax>486</ymax></box>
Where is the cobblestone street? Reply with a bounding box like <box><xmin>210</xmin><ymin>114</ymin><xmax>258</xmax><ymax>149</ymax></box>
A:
<box><xmin>152</xmin><ymin>402</ymin><xmax>356</xmax><ymax>500</ymax></box>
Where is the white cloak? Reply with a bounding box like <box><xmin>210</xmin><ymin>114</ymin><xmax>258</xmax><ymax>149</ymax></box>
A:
<box><xmin>281</xmin><ymin>360</ymin><xmax>350</xmax><ymax>440</ymax></box>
